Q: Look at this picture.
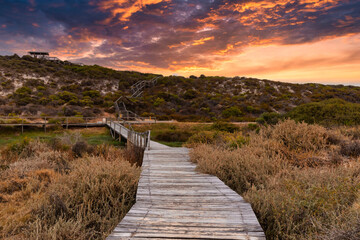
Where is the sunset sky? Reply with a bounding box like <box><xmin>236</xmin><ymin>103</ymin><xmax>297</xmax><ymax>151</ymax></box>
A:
<box><xmin>0</xmin><ymin>0</ymin><xmax>359</xmax><ymax>84</ymax></box>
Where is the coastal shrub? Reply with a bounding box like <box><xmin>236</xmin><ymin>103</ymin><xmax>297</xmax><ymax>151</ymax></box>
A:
<box><xmin>340</xmin><ymin>140</ymin><xmax>360</xmax><ymax>157</ymax></box>
<box><xmin>155</xmin><ymin>130</ymin><xmax>192</xmax><ymax>142</ymax></box>
<box><xmin>211</xmin><ymin>121</ymin><xmax>239</xmax><ymax>133</ymax></box>
<box><xmin>189</xmin><ymin>121</ymin><xmax>360</xmax><ymax>239</ymax></box>
<box><xmin>12</xmin><ymin>87</ymin><xmax>33</xmax><ymax>106</ymax></box>
<box><xmin>58</xmin><ymin>91</ymin><xmax>78</xmax><ymax>103</ymax></box>
<box><xmin>183</xmin><ymin>89</ymin><xmax>198</xmax><ymax>99</ymax></box>
<box><xmin>222</xmin><ymin>106</ymin><xmax>243</xmax><ymax>118</ymax></box>
<box><xmin>0</xmin><ymin>135</ymin><xmax>140</xmax><ymax>239</ymax></box>
<box><xmin>287</xmin><ymin>98</ymin><xmax>360</xmax><ymax>126</ymax></box>
<box><xmin>256</xmin><ymin>112</ymin><xmax>282</xmax><ymax>125</ymax></box>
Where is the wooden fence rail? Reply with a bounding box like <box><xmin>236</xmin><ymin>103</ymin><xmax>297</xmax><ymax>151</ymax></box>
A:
<box><xmin>107</xmin><ymin>119</ymin><xmax>151</xmax><ymax>150</ymax></box>
<box><xmin>0</xmin><ymin>116</ymin><xmax>107</xmax><ymax>133</ymax></box>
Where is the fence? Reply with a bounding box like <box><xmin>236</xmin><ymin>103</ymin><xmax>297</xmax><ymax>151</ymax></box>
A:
<box><xmin>107</xmin><ymin>119</ymin><xmax>151</xmax><ymax>150</ymax></box>
<box><xmin>0</xmin><ymin>116</ymin><xmax>106</xmax><ymax>133</ymax></box>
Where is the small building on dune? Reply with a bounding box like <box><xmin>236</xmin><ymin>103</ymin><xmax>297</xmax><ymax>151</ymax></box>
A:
<box><xmin>28</xmin><ymin>51</ymin><xmax>60</xmax><ymax>61</ymax></box>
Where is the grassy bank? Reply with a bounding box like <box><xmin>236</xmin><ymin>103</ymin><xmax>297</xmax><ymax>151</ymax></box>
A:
<box><xmin>0</xmin><ymin>130</ymin><xmax>140</xmax><ymax>239</ymax></box>
<box><xmin>132</xmin><ymin>122</ymin><xmax>244</xmax><ymax>147</ymax></box>
<box><xmin>189</xmin><ymin>120</ymin><xmax>360</xmax><ymax>239</ymax></box>
<box><xmin>0</xmin><ymin>127</ymin><xmax>123</xmax><ymax>148</ymax></box>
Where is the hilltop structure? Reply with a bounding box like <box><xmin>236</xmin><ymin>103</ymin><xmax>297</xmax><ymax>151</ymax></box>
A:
<box><xmin>28</xmin><ymin>51</ymin><xmax>60</xmax><ymax>61</ymax></box>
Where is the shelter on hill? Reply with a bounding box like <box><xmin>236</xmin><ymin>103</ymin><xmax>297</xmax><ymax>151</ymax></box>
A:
<box><xmin>28</xmin><ymin>51</ymin><xmax>61</xmax><ymax>62</ymax></box>
<box><xmin>28</xmin><ymin>51</ymin><xmax>49</xmax><ymax>58</ymax></box>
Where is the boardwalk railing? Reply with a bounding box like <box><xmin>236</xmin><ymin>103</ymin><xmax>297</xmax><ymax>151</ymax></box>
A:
<box><xmin>107</xmin><ymin>119</ymin><xmax>151</xmax><ymax>150</ymax></box>
<box><xmin>114</xmin><ymin>76</ymin><xmax>160</xmax><ymax>122</ymax></box>
<box><xmin>130</xmin><ymin>76</ymin><xmax>160</xmax><ymax>98</ymax></box>
<box><xmin>114</xmin><ymin>99</ymin><xmax>156</xmax><ymax>122</ymax></box>
<box><xmin>0</xmin><ymin>116</ymin><xmax>106</xmax><ymax>132</ymax></box>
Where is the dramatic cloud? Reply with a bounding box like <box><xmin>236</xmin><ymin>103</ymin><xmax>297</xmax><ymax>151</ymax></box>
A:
<box><xmin>0</xmin><ymin>0</ymin><xmax>359</xmax><ymax>83</ymax></box>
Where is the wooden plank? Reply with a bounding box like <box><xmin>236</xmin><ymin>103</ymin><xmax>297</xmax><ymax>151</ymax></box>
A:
<box><xmin>107</xmin><ymin>139</ymin><xmax>265</xmax><ymax>239</ymax></box>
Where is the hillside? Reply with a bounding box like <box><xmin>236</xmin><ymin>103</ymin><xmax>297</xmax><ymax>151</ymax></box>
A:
<box><xmin>0</xmin><ymin>54</ymin><xmax>360</xmax><ymax>121</ymax></box>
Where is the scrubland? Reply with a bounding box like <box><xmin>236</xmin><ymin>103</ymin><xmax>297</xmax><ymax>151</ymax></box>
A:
<box><xmin>190</xmin><ymin>120</ymin><xmax>360</xmax><ymax>239</ymax></box>
<box><xmin>1</xmin><ymin>55</ymin><xmax>360</xmax><ymax>122</ymax></box>
<box><xmin>0</xmin><ymin>130</ymin><xmax>140</xmax><ymax>239</ymax></box>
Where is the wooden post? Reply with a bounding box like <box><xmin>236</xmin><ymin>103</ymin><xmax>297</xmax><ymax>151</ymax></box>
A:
<box><xmin>85</xmin><ymin>117</ymin><xmax>88</xmax><ymax>128</ymax></box>
<box><xmin>66</xmin><ymin>117</ymin><xmax>68</xmax><ymax>130</ymax></box>
<box><xmin>21</xmin><ymin>118</ymin><xmax>24</xmax><ymax>134</ymax></box>
<box><xmin>44</xmin><ymin>117</ymin><xmax>47</xmax><ymax>133</ymax></box>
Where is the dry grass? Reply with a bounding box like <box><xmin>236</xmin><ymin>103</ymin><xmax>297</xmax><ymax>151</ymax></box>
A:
<box><xmin>0</xmin><ymin>134</ymin><xmax>141</xmax><ymax>240</ymax></box>
<box><xmin>190</xmin><ymin>120</ymin><xmax>360</xmax><ymax>239</ymax></box>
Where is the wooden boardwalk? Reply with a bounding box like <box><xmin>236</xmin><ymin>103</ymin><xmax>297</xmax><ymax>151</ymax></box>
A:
<box><xmin>107</xmin><ymin>141</ymin><xmax>265</xmax><ymax>239</ymax></box>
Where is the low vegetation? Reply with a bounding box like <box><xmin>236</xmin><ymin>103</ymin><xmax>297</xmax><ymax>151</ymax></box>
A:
<box><xmin>286</xmin><ymin>98</ymin><xmax>360</xmax><ymax>126</ymax></box>
<box><xmin>1</xmin><ymin>55</ymin><xmax>360</xmax><ymax>122</ymax></box>
<box><xmin>0</xmin><ymin>127</ymin><xmax>123</xmax><ymax>148</ymax></box>
<box><xmin>132</xmin><ymin>122</ymin><xmax>248</xmax><ymax>147</ymax></box>
<box><xmin>0</xmin><ymin>130</ymin><xmax>140</xmax><ymax>239</ymax></box>
<box><xmin>257</xmin><ymin>98</ymin><xmax>360</xmax><ymax>127</ymax></box>
<box><xmin>189</xmin><ymin>120</ymin><xmax>360</xmax><ymax>239</ymax></box>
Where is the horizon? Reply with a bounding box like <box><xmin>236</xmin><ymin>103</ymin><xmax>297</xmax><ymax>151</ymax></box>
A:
<box><xmin>0</xmin><ymin>0</ymin><xmax>359</xmax><ymax>85</ymax></box>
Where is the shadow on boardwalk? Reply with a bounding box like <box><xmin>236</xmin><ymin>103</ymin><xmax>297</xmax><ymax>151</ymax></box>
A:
<box><xmin>107</xmin><ymin>141</ymin><xmax>265</xmax><ymax>239</ymax></box>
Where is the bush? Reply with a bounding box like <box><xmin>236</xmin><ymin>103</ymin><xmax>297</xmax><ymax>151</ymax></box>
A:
<box><xmin>287</xmin><ymin>98</ymin><xmax>360</xmax><ymax>126</ymax></box>
<box><xmin>187</xmin><ymin>131</ymin><xmax>217</xmax><ymax>145</ymax></box>
<box><xmin>189</xmin><ymin>121</ymin><xmax>360</xmax><ymax>239</ymax></box>
<box><xmin>153</xmin><ymin>97</ymin><xmax>165</xmax><ymax>107</ymax></box>
<box><xmin>83</xmin><ymin>90</ymin><xmax>101</xmax><ymax>98</ymax></box>
<box><xmin>256</xmin><ymin>112</ymin><xmax>282</xmax><ymax>125</ymax></box>
<box><xmin>211</xmin><ymin>121</ymin><xmax>239</xmax><ymax>133</ymax></box>
<box><xmin>183</xmin><ymin>89</ymin><xmax>198</xmax><ymax>99</ymax></box>
<box><xmin>58</xmin><ymin>91</ymin><xmax>78</xmax><ymax>103</ymax></box>
<box><xmin>340</xmin><ymin>140</ymin><xmax>360</xmax><ymax>157</ymax></box>
<box><xmin>72</xmin><ymin>141</ymin><xmax>92</xmax><ymax>158</ymax></box>
<box><xmin>155</xmin><ymin>130</ymin><xmax>192</xmax><ymax>142</ymax></box>
<box><xmin>262</xmin><ymin>119</ymin><xmax>329</xmax><ymax>152</ymax></box>
<box><xmin>12</xmin><ymin>87</ymin><xmax>33</xmax><ymax>106</ymax></box>
<box><xmin>0</xmin><ymin>135</ymin><xmax>140</xmax><ymax>239</ymax></box>
<box><xmin>222</xmin><ymin>106</ymin><xmax>243</xmax><ymax>118</ymax></box>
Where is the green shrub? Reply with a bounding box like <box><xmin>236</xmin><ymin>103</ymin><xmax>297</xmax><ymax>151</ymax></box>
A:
<box><xmin>58</xmin><ymin>91</ymin><xmax>78</xmax><ymax>103</ymax></box>
<box><xmin>287</xmin><ymin>98</ymin><xmax>360</xmax><ymax>126</ymax></box>
<box><xmin>155</xmin><ymin>130</ymin><xmax>192</xmax><ymax>142</ymax></box>
<box><xmin>83</xmin><ymin>90</ymin><xmax>101</xmax><ymax>98</ymax></box>
<box><xmin>187</xmin><ymin>131</ymin><xmax>217</xmax><ymax>145</ymax></box>
<box><xmin>183</xmin><ymin>89</ymin><xmax>198</xmax><ymax>99</ymax></box>
<box><xmin>211</xmin><ymin>121</ymin><xmax>239</xmax><ymax>133</ymax></box>
<box><xmin>153</xmin><ymin>97</ymin><xmax>165</xmax><ymax>107</ymax></box>
<box><xmin>256</xmin><ymin>112</ymin><xmax>282</xmax><ymax>125</ymax></box>
<box><xmin>222</xmin><ymin>106</ymin><xmax>243</xmax><ymax>118</ymax></box>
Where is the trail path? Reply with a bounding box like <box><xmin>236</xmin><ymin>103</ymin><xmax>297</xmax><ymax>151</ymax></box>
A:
<box><xmin>107</xmin><ymin>141</ymin><xmax>265</xmax><ymax>239</ymax></box>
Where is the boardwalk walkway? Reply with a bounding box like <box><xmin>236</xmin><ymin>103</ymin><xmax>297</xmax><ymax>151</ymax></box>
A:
<box><xmin>107</xmin><ymin>141</ymin><xmax>265</xmax><ymax>239</ymax></box>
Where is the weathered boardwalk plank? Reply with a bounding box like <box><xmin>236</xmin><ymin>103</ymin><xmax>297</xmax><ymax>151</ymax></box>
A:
<box><xmin>107</xmin><ymin>140</ymin><xmax>265</xmax><ymax>239</ymax></box>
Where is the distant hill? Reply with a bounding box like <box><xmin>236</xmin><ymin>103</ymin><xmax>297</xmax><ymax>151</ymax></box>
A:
<box><xmin>0</xmin><ymin>54</ymin><xmax>359</xmax><ymax>121</ymax></box>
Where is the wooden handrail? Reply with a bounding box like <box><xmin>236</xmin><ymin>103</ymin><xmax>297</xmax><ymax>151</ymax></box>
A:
<box><xmin>114</xmin><ymin>76</ymin><xmax>160</xmax><ymax>123</ymax></box>
<box><xmin>108</xmin><ymin>120</ymin><xmax>151</xmax><ymax>150</ymax></box>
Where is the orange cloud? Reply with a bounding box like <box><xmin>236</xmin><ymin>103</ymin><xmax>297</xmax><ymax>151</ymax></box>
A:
<box><xmin>192</xmin><ymin>36</ymin><xmax>214</xmax><ymax>46</ymax></box>
<box><xmin>97</xmin><ymin>0</ymin><xmax>168</xmax><ymax>23</ymax></box>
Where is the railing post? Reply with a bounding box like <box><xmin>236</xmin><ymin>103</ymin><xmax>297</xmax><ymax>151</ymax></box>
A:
<box><xmin>66</xmin><ymin>117</ymin><xmax>68</xmax><ymax>130</ymax></box>
<box><xmin>147</xmin><ymin>130</ymin><xmax>151</xmax><ymax>150</ymax></box>
<box><xmin>44</xmin><ymin>117</ymin><xmax>47</xmax><ymax>133</ymax></box>
<box><xmin>21</xmin><ymin>118</ymin><xmax>24</xmax><ymax>134</ymax></box>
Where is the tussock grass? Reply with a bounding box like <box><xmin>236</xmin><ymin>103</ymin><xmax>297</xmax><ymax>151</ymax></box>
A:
<box><xmin>0</xmin><ymin>133</ymin><xmax>140</xmax><ymax>239</ymax></box>
<box><xmin>190</xmin><ymin>120</ymin><xmax>360</xmax><ymax>239</ymax></box>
